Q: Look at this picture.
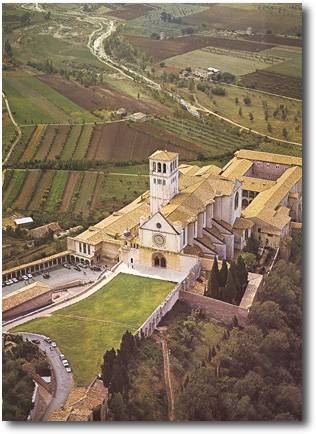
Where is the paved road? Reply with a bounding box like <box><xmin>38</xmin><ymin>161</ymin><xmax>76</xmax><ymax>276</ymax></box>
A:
<box><xmin>20</xmin><ymin>332</ymin><xmax>74</xmax><ymax>420</ymax></box>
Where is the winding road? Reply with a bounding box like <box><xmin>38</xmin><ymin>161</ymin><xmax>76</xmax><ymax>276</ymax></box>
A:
<box><xmin>19</xmin><ymin>332</ymin><xmax>74</xmax><ymax>420</ymax></box>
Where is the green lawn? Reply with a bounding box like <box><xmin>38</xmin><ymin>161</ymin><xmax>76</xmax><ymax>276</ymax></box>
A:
<box><xmin>12</xmin><ymin>274</ymin><xmax>175</xmax><ymax>385</ymax></box>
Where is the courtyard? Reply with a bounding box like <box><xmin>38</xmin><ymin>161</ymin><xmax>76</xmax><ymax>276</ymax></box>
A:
<box><xmin>11</xmin><ymin>273</ymin><xmax>175</xmax><ymax>386</ymax></box>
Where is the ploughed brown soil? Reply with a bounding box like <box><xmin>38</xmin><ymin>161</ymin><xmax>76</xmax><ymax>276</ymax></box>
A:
<box><xmin>244</xmin><ymin>34</ymin><xmax>302</xmax><ymax>48</ymax></box>
<box><xmin>60</xmin><ymin>171</ymin><xmax>79</xmax><ymax>212</ymax></box>
<box><xmin>38</xmin><ymin>74</ymin><xmax>170</xmax><ymax>114</ymax></box>
<box><xmin>105</xmin><ymin>4</ymin><xmax>155</xmax><ymax>20</ymax></box>
<box><xmin>127</xmin><ymin>35</ymin><xmax>275</xmax><ymax>62</ymax></box>
<box><xmin>239</xmin><ymin>69</ymin><xmax>302</xmax><ymax>99</ymax></box>
<box><xmin>85</xmin><ymin>122</ymin><xmax>203</xmax><ymax>162</ymax></box>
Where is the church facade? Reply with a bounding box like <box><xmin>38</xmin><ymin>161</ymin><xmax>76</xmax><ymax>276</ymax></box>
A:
<box><xmin>66</xmin><ymin>149</ymin><xmax>302</xmax><ymax>273</ymax></box>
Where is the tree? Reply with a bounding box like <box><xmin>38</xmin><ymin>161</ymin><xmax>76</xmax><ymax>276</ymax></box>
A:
<box><xmin>243</xmin><ymin>96</ymin><xmax>252</xmax><ymax>106</ymax></box>
<box><xmin>236</xmin><ymin>255</ymin><xmax>248</xmax><ymax>291</ymax></box>
<box><xmin>108</xmin><ymin>393</ymin><xmax>128</xmax><ymax>420</ymax></box>
<box><xmin>102</xmin><ymin>348</ymin><xmax>116</xmax><ymax>387</ymax></box>
<box><xmin>238</xmin><ymin>107</ymin><xmax>243</xmax><ymax>117</ymax></box>
<box><xmin>244</xmin><ymin>233</ymin><xmax>260</xmax><ymax>255</ymax></box>
<box><xmin>240</xmin><ymin>252</ymin><xmax>256</xmax><ymax>272</ymax></box>
<box><xmin>249</xmin><ymin>300</ymin><xmax>286</xmax><ymax>334</ymax></box>
<box><xmin>235</xmin><ymin>97</ymin><xmax>239</xmax><ymax>105</ymax></box>
<box><xmin>282</xmin><ymin>127</ymin><xmax>288</xmax><ymax>139</ymax></box>
<box><xmin>218</xmin><ymin>258</ymin><xmax>228</xmax><ymax>287</ymax></box>
<box><xmin>120</xmin><ymin>330</ymin><xmax>136</xmax><ymax>366</ymax></box>
<box><xmin>4</xmin><ymin>40</ymin><xmax>13</xmax><ymax>59</ymax></box>
<box><xmin>207</xmin><ymin>257</ymin><xmax>220</xmax><ymax>298</ymax></box>
<box><xmin>221</xmin><ymin>270</ymin><xmax>237</xmax><ymax>303</ymax></box>
<box><xmin>249</xmin><ymin>112</ymin><xmax>254</xmax><ymax>121</ymax></box>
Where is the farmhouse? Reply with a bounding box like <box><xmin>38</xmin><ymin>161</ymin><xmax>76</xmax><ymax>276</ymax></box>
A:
<box><xmin>66</xmin><ymin>149</ymin><xmax>302</xmax><ymax>271</ymax></box>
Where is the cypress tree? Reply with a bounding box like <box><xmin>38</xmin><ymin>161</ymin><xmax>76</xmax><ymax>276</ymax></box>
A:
<box><xmin>222</xmin><ymin>270</ymin><xmax>237</xmax><ymax>304</ymax></box>
<box><xmin>108</xmin><ymin>393</ymin><xmax>128</xmax><ymax>421</ymax></box>
<box><xmin>237</xmin><ymin>255</ymin><xmax>248</xmax><ymax>291</ymax></box>
<box><xmin>207</xmin><ymin>256</ymin><xmax>220</xmax><ymax>298</ymax></box>
<box><xmin>218</xmin><ymin>258</ymin><xmax>228</xmax><ymax>287</ymax></box>
<box><xmin>102</xmin><ymin>348</ymin><xmax>116</xmax><ymax>387</ymax></box>
<box><xmin>120</xmin><ymin>330</ymin><xmax>136</xmax><ymax>366</ymax></box>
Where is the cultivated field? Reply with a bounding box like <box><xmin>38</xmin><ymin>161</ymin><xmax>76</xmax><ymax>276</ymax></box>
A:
<box><xmin>12</xmin><ymin>274</ymin><xmax>175</xmax><ymax>385</ymax></box>
<box><xmin>127</xmin><ymin>35</ymin><xmax>273</xmax><ymax>63</ymax></box>
<box><xmin>164</xmin><ymin>47</ymin><xmax>281</xmax><ymax>76</ymax></box>
<box><xmin>183</xmin><ymin>4</ymin><xmax>302</xmax><ymax>36</ymax></box>
<box><xmin>2</xmin><ymin>74</ymin><xmax>97</xmax><ymax>124</ymax></box>
<box><xmin>105</xmin><ymin>3</ymin><xmax>155</xmax><ymax>20</ymax></box>
<box><xmin>189</xmin><ymin>85</ymin><xmax>302</xmax><ymax>143</ymax></box>
<box><xmin>3</xmin><ymin>169</ymin><xmax>149</xmax><ymax>223</ymax></box>
<box><xmin>39</xmin><ymin>74</ymin><xmax>170</xmax><ymax>114</ymax></box>
<box><xmin>239</xmin><ymin>70</ymin><xmax>302</xmax><ymax>100</ymax></box>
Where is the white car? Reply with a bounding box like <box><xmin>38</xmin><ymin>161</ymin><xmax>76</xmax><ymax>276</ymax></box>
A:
<box><xmin>6</xmin><ymin>280</ymin><xmax>13</xmax><ymax>286</ymax></box>
<box><xmin>62</xmin><ymin>359</ymin><xmax>69</xmax><ymax>367</ymax></box>
<box><xmin>12</xmin><ymin>277</ymin><xmax>18</xmax><ymax>283</ymax></box>
<box><xmin>51</xmin><ymin>341</ymin><xmax>57</xmax><ymax>348</ymax></box>
<box><xmin>59</xmin><ymin>354</ymin><xmax>65</xmax><ymax>360</ymax></box>
<box><xmin>22</xmin><ymin>275</ymin><xmax>28</xmax><ymax>280</ymax></box>
<box><xmin>27</xmin><ymin>274</ymin><xmax>32</xmax><ymax>279</ymax></box>
<box><xmin>66</xmin><ymin>367</ymin><xmax>72</xmax><ymax>373</ymax></box>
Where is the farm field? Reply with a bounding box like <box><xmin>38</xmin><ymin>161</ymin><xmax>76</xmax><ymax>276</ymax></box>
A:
<box><xmin>39</xmin><ymin>74</ymin><xmax>169</xmax><ymax>115</ymax></box>
<box><xmin>105</xmin><ymin>3</ymin><xmax>155</xmax><ymax>20</ymax></box>
<box><xmin>183</xmin><ymin>4</ymin><xmax>302</xmax><ymax>36</ymax></box>
<box><xmin>122</xmin><ymin>4</ymin><xmax>208</xmax><ymax>37</ymax></box>
<box><xmin>260</xmin><ymin>46</ymin><xmax>302</xmax><ymax>78</ymax></box>
<box><xmin>2</xmin><ymin>73</ymin><xmax>98</xmax><ymax>124</ymax></box>
<box><xmin>164</xmin><ymin>47</ymin><xmax>280</xmax><ymax>76</ymax></box>
<box><xmin>3</xmin><ymin>169</ymin><xmax>149</xmax><ymax>224</ymax></box>
<box><xmin>12</xmin><ymin>274</ymin><xmax>176</xmax><ymax>385</ymax></box>
<box><xmin>127</xmin><ymin>35</ymin><xmax>273</xmax><ymax>63</ymax></box>
<box><xmin>183</xmin><ymin>84</ymin><xmax>302</xmax><ymax>143</ymax></box>
<box><xmin>239</xmin><ymin>69</ymin><xmax>302</xmax><ymax>100</ymax></box>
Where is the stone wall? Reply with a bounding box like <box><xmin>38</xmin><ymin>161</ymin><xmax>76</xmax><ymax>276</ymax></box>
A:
<box><xmin>179</xmin><ymin>291</ymin><xmax>248</xmax><ymax>327</ymax></box>
<box><xmin>136</xmin><ymin>262</ymin><xmax>201</xmax><ymax>338</ymax></box>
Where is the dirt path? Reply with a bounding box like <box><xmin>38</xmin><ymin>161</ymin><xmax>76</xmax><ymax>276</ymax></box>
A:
<box><xmin>157</xmin><ymin>329</ymin><xmax>175</xmax><ymax>421</ymax></box>
<box><xmin>2</xmin><ymin>92</ymin><xmax>22</xmax><ymax>169</ymax></box>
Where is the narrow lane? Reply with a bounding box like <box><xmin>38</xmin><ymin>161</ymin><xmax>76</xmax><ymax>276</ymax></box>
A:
<box><xmin>18</xmin><ymin>332</ymin><xmax>74</xmax><ymax>420</ymax></box>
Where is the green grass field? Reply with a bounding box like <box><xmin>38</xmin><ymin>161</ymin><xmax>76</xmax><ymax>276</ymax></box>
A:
<box><xmin>2</xmin><ymin>74</ymin><xmax>97</xmax><ymax>124</ymax></box>
<box><xmin>45</xmin><ymin>171</ymin><xmax>69</xmax><ymax>212</ymax></box>
<box><xmin>12</xmin><ymin>273</ymin><xmax>176</xmax><ymax>385</ymax></box>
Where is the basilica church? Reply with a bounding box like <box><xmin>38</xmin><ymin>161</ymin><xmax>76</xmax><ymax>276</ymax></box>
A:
<box><xmin>67</xmin><ymin>149</ymin><xmax>302</xmax><ymax>272</ymax></box>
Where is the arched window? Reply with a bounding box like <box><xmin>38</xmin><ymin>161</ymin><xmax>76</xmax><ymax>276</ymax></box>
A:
<box><xmin>242</xmin><ymin>198</ymin><xmax>248</xmax><ymax>209</ymax></box>
<box><xmin>157</xmin><ymin>162</ymin><xmax>161</xmax><ymax>172</ymax></box>
<box><xmin>152</xmin><ymin>253</ymin><xmax>167</xmax><ymax>268</ymax></box>
<box><xmin>153</xmin><ymin>162</ymin><xmax>156</xmax><ymax>171</ymax></box>
<box><xmin>234</xmin><ymin>192</ymin><xmax>239</xmax><ymax>210</ymax></box>
<box><xmin>163</xmin><ymin>163</ymin><xmax>166</xmax><ymax>173</ymax></box>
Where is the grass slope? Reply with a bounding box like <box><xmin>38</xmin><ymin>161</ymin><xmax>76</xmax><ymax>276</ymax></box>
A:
<box><xmin>13</xmin><ymin>273</ymin><xmax>175</xmax><ymax>385</ymax></box>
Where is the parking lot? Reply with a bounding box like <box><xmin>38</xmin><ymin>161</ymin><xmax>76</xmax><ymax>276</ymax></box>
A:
<box><xmin>2</xmin><ymin>264</ymin><xmax>103</xmax><ymax>297</ymax></box>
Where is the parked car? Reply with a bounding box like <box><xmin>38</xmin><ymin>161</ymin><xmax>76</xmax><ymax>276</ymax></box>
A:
<box><xmin>31</xmin><ymin>339</ymin><xmax>40</xmax><ymax>345</ymax></box>
<box><xmin>44</xmin><ymin>338</ymin><xmax>52</xmax><ymax>344</ymax></box>
<box><xmin>63</xmin><ymin>263</ymin><xmax>71</xmax><ymax>269</ymax></box>
<box><xmin>12</xmin><ymin>277</ymin><xmax>18</xmax><ymax>283</ymax></box>
<box><xmin>81</xmin><ymin>264</ymin><xmax>89</xmax><ymax>269</ymax></box>
<box><xmin>73</xmin><ymin>265</ymin><xmax>81</xmax><ymax>271</ymax></box>
<box><xmin>62</xmin><ymin>359</ymin><xmax>69</xmax><ymax>367</ymax></box>
<box><xmin>59</xmin><ymin>354</ymin><xmax>65</xmax><ymax>360</ymax></box>
<box><xmin>27</xmin><ymin>273</ymin><xmax>33</xmax><ymax>279</ymax></box>
<box><xmin>43</xmin><ymin>272</ymin><xmax>50</xmax><ymax>279</ymax></box>
<box><xmin>51</xmin><ymin>341</ymin><xmax>57</xmax><ymax>348</ymax></box>
<box><xmin>22</xmin><ymin>275</ymin><xmax>28</xmax><ymax>280</ymax></box>
<box><xmin>66</xmin><ymin>367</ymin><xmax>72</xmax><ymax>373</ymax></box>
<box><xmin>6</xmin><ymin>280</ymin><xmax>13</xmax><ymax>286</ymax></box>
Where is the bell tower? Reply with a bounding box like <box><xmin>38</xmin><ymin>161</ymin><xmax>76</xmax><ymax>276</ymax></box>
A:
<box><xmin>149</xmin><ymin>150</ymin><xmax>179</xmax><ymax>215</ymax></box>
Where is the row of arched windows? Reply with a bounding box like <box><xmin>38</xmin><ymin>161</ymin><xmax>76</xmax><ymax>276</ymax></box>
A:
<box><xmin>152</xmin><ymin>160</ymin><xmax>177</xmax><ymax>173</ymax></box>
